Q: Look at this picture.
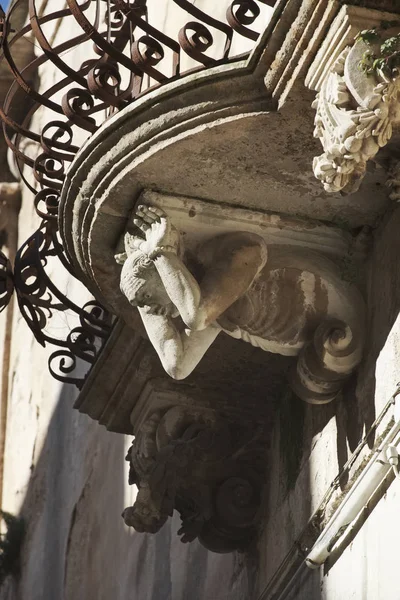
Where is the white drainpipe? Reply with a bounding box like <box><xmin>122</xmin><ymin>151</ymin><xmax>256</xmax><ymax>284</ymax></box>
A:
<box><xmin>306</xmin><ymin>401</ymin><xmax>400</xmax><ymax>569</ymax></box>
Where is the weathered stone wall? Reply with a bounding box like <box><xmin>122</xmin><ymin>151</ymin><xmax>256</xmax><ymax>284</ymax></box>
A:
<box><xmin>256</xmin><ymin>206</ymin><xmax>400</xmax><ymax>599</ymax></box>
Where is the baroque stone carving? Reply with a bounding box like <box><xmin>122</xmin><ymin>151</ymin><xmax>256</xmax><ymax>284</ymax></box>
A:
<box><xmin>116</xmin><ymin>204</ymin><xmax>365</xmax><ymax>405</ymax></box>
<box><xmin>122</xmin><ymin>404</ymin><xmax>265</xmax><ymax>553</ymax></box>
<box><xmin>312</xmin><ymin>40</ymin><xmax>400</xmax><ymax>194</ymax></box>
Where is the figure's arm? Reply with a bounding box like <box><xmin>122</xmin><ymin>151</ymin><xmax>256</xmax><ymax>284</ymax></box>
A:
<box><xmin>138</xmin><ymin>308</ymin><xmax>220</xmax><ymax>379</ymax></box>
<box><xmin>134</xmin><ymin>205</ymin><xmax>268</xmax><ymax>330</ymax></box>
<box><xmin>153</xmin><ymin>246</ymin><xmax>266</xmax><ymax>330</ymax></box>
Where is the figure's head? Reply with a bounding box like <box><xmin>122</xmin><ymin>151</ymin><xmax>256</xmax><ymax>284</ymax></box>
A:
<box><xmin>119</xmin><ymin>247</ymin><xmax>175</xmax><ymax>315</ymax></box>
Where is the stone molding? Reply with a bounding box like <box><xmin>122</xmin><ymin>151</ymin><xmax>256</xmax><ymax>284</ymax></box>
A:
<box><xmin>74</xmin><ymin>320</ymin><xmax>159</xmax><ymax>433</ymax></box>
<box><xmin>119</xmin><ymin>191</ymin><xmax>353</xmax><ymax>259</ymax></box>
<box><xmin>307</xmin><ymin>6</ymin><xmax>400</xmax><ymax>193</ymax></box>
<box><xmin>258</xmin><ymin>388</ymin><xmax>400</xmax><ymax>598</ymax></box>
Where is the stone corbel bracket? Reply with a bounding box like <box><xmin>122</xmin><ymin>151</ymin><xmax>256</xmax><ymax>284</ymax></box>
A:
<box><xmin>122</xmin><ymin>379</ymin><xmax>267</xmax><ymax>553</ymax></box>
<box><xmin>114</xmin><ymin>192</ymin><xmax>366</xmax><ymax>405</ymax></box>
<box><xmin>306</xmin><ymin>6</ymin><xmax>400</xmax><ymax>194</ymax></box>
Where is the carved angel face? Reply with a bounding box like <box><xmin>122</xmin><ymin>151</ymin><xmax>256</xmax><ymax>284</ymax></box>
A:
<box><xmin>120</xmin><ymin>251</ymin><xmax>175</xmax><ymax>316</ymax></box>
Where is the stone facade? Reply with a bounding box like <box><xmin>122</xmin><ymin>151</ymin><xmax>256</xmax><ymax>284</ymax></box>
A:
<box><xmin>2</xmin><ymin>1</ymin><xmax>400</xmax><ymax>599</ymax></box>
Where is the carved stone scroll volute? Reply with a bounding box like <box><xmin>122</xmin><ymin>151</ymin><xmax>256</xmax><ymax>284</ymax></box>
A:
<box><xmin>122</xmin><ymin>390</ymin><xmax>266</xmax><ymax>553</ymax></box>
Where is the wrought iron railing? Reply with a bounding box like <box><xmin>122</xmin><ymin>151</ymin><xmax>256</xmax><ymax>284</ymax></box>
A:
<box><xmin>0</xmin><ymin>0</ymin><xmax>277</xmax><ymax>386</ymax></box>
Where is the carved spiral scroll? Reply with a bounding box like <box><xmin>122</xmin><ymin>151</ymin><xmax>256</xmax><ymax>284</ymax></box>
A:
<box><xmin>290</xmin><ymin>318</ymin><xmax>363</xmax><ymax>404</ymax></box>
<box><xmin>215</xmin><ymin>476</ymin><xmax>259</xmax><ymax>527</ymax></box>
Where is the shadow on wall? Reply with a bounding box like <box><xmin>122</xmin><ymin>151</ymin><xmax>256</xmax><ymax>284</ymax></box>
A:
<box><xmin>256</xmin><ymin>207</ymin><xmax>400</xmax><ymax>599</ymax></box>
<box><xmin>323</xmin><ymin>206</ymin><xmax>400</xmax><ymax>489</ymax></box>
<box><xmin>1</xmin><ymin>381</ymin><xmax>256</xmax><ymax>600</ymax></box>
<box><xmin>355</xmin><ymin>208</ymin><xmax>400</xmax><ymax>440</ymax></box>
<box><xmin>341</xmin><ymin>207</ymin><xmax>400</xmax><ymax>464</ymax></box>
<box><xmin>291</xmin><ymin>206</ymin><xmax>400</xmax><ymax>492</ymax></box>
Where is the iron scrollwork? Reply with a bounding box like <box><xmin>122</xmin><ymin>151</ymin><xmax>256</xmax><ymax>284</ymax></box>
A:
<box><xmin>13</xmin><ymin>222</ymin><xmax>113</xmax><ymax>388</ymax></box>
<box><xmin>0</xmin><ymin>250</ymin><xmax>13</xmax><ymax>314</ymax></box>
<box><xmin>1</xmin><ymin>0</ymin><xmax>277</xmax><ymax>196</ymax></box>
<box><xmin>0</xmin><ymin>0</ymin><xmax>276</xmax><ymax>386</ymax></box>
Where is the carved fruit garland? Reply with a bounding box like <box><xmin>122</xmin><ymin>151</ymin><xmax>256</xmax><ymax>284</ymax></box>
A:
<box><xmin>312</xmin><ymin>45</ymin><xmax>400</xmax><ymax>193</ymax></box>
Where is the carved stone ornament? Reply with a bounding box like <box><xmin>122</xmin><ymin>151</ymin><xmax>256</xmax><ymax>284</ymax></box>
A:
<box><xmin>312</xmin><ymin>36</ymin><xmax>400</xmax><ymax>194</ymax></box>
<box><xmin>122</xmin><ymin>402</ymin><xmax>265</xmax><ymax>553</ymax></box>
<box><xmin>115</xmin><ymin>199</ymin><xmax>366</xmax><ymax>405</ymax></box>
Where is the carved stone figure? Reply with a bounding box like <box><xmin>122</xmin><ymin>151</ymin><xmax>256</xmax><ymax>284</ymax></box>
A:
<box><xmin>116</xmin><ymin>204</ymin><xmax>365</xmax><ymax>404</ymax></box>
<box><xmin>122</xmin><ymin>405</ymin><xmax>264</xmax><ymax>553</ymax></box>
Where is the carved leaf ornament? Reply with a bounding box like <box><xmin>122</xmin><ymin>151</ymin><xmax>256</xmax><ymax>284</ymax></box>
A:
<box><xmin>312</xmin><ymin>28</ymin><xmax>400</xmax><ymax>194</ymax></box>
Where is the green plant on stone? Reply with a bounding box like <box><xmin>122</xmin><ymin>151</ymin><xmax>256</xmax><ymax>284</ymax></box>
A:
<box><xmin>357</xmin><ymin>22</ymin><xmax>400</xmax><ymax>78</ymax></box>
<box><xmin>0</xmin><ymin>511</ymin><xmax>24</xmax><ymax>586</ymax></box>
